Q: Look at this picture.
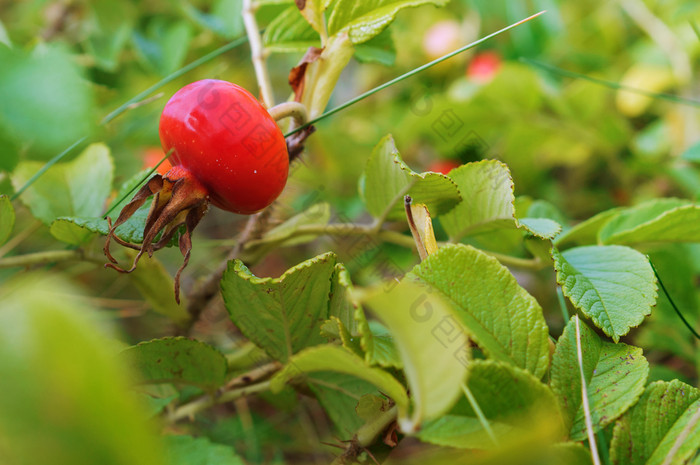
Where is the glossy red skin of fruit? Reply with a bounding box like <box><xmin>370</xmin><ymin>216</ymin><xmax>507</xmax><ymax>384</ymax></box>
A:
<box><xmin>427</xmin><ymin>160</ymin><xmax>461</xmax><ymax>175</ymax></box>
<box><xmin>159</xmin><ymin>79</ymin><xmax>289</xmax><ymax>214</ymax></box>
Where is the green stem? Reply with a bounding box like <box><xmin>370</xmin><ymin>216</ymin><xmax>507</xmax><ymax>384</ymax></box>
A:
<box><xmin>462</xmin><ymin>383</ymin><xmax>498</xmax><ymax>446</ymax></box>
<box><xmin>101</xmin><ymin>35</ymin><xmax>250</xmax><ymax>125</ymax></box>
<box><xmin>166</xmin><ymin>380</ymin><xmax>272</xmax><ymax>423</ymax></box>
<box><xmin>481</xmin><ymin>250</ymin><xmax>543</xmax><ymax>270</ymax></box>
<box><xmin>556</xmin><ymin>285</ymin><xmax>570</xmax><ymax>322</ymax></box>
<box><xmin>329</xmin><ymin>405</ymin><xmax>398</xmax><ymax>465</ymax></box>
<box><xmin>356</xmin><ymin>405</ymin><xmax>398</xmax><ymax>446</ymax></box>
<box><xmin>286</xmin><ymin>11</ymin><xmax>546</xmax><ymax>137</ymax></box>
<box><xmin>11</xmin><ymin>137</ymin><xmax>87</xmax><ymax>201</ymax></box>
<box><xmin>521</xmin><ymin>58</ymin><xmax>700</xmax><ymax>108</ymax></box>
<box><xmin>0</xmin><ymin>249</ymin><xmax>100</xmax><ymax>268</ymax></box>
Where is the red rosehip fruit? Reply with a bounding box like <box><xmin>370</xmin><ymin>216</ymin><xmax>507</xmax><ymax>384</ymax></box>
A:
<box><xmin>104</xmin><ymin>79</ymin><xmax>289</xmax><ymax>301</ymax></box>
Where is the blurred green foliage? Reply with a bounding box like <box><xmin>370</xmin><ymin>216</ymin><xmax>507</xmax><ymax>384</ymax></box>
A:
<box><xmin>0</xmin><ymin>0</ymin><xmax>699</xmax><ymax>463</ymax></box>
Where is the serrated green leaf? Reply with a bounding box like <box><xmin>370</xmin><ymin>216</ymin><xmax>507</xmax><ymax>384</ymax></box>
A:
<box><xmin>551</xmin><ymin>318</ymin><xmax>648</xmax><ymax>440</ymax></box>
<box><xmin>552</xmin><ymin>245</ymin><xmax>657</xmax><ymax>341</ymax></box>
<box><xmin>554</xmin><ymin>208</ymin><xmax>622</xmax><ymax>248</ymax></box>
<box><xmin>360</xmin><ymin>134</ymin><xmax>461</xmax><ymax>220</ymax></box>
<box><xmin>0</xmin><ymin>194</ymin><xmax>14</xmax><ymax>246</ymax></box>
<box><xmin>0</xmin><ymin>274</ymin><xmax>165</xmax><ymax>465</ymax></box>
<box><xmin>271</xmin><ymin>345</ymin><xmax>409</xmax><ymax>416</ymax></box>
<box><xmin>363</xmin><ymin>278</ymin><xmax>469</xmax><ymax>431</ymax></box>
<box><xmin>321</xmin><ymin>316</ymin><xmax>363</xmax><ymax>356</ymax></box>
<box><xmin>327</xmin><ymin>0</ymin><xmax>449</xmax><ymax>44</ymax></box>
<box><xmin>52</xmin><ymin>204</ymin><xmax>151</xmax><ymax>245</ymax></box>
<box><xmin>263</xmin><ymin>5</ymin><xmax>320</xmax><ymax>53</ymax></box>
<box><xmin>610</xmin><ymin>380</ymin><xmax>700</xmax><ymax>465</ymax></box>
<box><xmin>124</xmin><ymin>252</ymin><xmax>190</xmax><ymax>325</ymax></box>
<box><xmin>307</xmin><ymin>372</ymin><xmax>381</xmax><ymax>437</ymax></box>
<box><xmin>12</xmin><ymin>143</ymin><xmax>113</xmax><ymax>225</ymax></box>
<box><xmin>410</xmin><ymin>244</ymin><xmax>550</xmax><ymax>378</ymax></box>
<box><xmin>518</xmin><ymin>217</ymin><xmax>562</xmax><ymax>239</ymax></box>
<box><xmin>120</xmin><ymin>337</ymin><xmax>228</xmax><ymax>391</ymax></box>
<box><xmin>329</xmin><ymin>263</ymin><xmax>360</xmax><ymax>334</ymax></box>
<box><xmin>417</xmin><ymin>360</ymin><xmax>562</xmax><ymax>448</ymax></box>
<box><xmin>221</xmin><ymin>252</ymin><xmax>336</xmax><ymax>362</ymax></box>
<box><xmin>164</xmin><ymin>435</ymin><xmax>245</xmax><ymax>465</ymax></box>
<box><xmin>52</xmin><ymin>170</ymin><xmax>164</xmax><ymax>245</ymax></box>
<box><xmin>0</xmin><ymin>45</ymin><xmax>96</xmax><ymax>160</ymax></box>
<box><xmin>440</xmin><ymin>160</ymin><xmax>515</xmax><ymax>240</ymax></box>
<box><xmin>600</xmin><ymin>199</ymin><xmax>700</xmax><ymax>245</ymax></box>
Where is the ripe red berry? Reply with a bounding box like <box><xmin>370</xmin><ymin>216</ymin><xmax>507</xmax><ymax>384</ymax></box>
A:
<box><xmin>104</xmin><ymin>79</ymin><xmax>289</xmax><ymax>301</ymax></box>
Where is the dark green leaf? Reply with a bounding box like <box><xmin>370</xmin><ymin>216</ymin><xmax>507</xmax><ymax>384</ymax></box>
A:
<box><xmin>307</xmin><ymin>372</ymin><xmax>381</xmax><ymax>437</ymax></box>
<box><xmin>221</xmin><ymin>252</ymin><xmax>336</xmax><ymax>361</ymax></box>
<box><xmin>551</xmin><ymin>318</ymin><xmax>648</xmax><ymax>440</ymax></box>
<box><xmin>610</xmin><ymin>380</ymin><xmax>700</xmax><ymax>465</ymax></box>
<box><xmin>271</xmin><ymin>345</ymin><xmax>409</xmax><ymax>415</ymax></box>
<box><xmin>121</xmin><ymin>337</ymin><xmax>228</xmax><ymax>391</ymax></box>
<box><xmin>164</xmin><ymin>435</ymin><xmax>245</xmax><ymax>465</ymax></box>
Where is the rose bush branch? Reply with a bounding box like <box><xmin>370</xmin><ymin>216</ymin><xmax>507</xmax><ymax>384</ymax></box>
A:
<box><xmin>243</xmin><ymin>0</ymin><xmax>274</xmax><ymax>108</ymax></box>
